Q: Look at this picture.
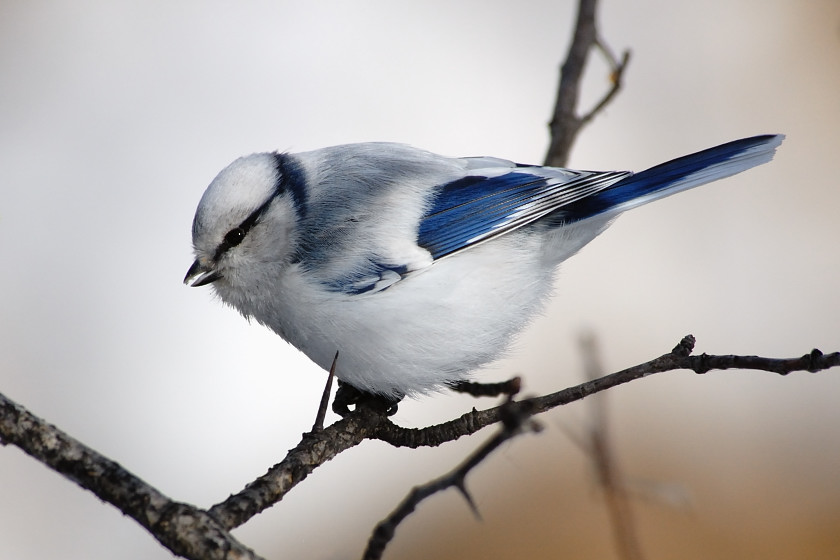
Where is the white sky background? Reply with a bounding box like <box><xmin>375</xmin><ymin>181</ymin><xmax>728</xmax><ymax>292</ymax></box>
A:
<box><xmin>1</xmin><ymin>1</ymin><xmax>839</xmax><ymax>559</ymax></box>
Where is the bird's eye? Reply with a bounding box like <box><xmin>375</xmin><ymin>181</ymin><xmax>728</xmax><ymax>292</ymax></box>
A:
<box><xmin>223</xmin><ymin>227</ymin><xmax>246</xmax><ymax>248</ymax></box>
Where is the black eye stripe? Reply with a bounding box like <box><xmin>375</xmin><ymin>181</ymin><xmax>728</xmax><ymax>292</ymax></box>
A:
<box><xmin>212</xmin><ymin>195</ymin><xmax>277</xmax><ymax>261</ymax></box>
<box><xmin>223</xmin><ymin>227</ymin><xmax>246</xmax><ymax>247</ymax></box>
<box><xmin>211</xmin><ymin>153</ymin><xmax>304</xmax><ymax>263</ymax></box>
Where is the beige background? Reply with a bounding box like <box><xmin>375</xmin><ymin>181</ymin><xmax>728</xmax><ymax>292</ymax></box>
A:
<box><xmin>1</xmin><ymin>1</ymin><xmax>838</xmax><ymax>559</ymax></box>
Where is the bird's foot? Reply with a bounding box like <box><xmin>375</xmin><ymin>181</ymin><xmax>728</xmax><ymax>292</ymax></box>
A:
<box><xmin>332</xmin><ymin>381</ymin><xmax>402</xmax><ymax>417</ymax></box>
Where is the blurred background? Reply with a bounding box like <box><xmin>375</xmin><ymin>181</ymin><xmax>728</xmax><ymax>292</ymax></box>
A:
<box><xmin>1</xmin><ymin>1</ymin><xmax>839</xmax><ymax>559</ymax></box>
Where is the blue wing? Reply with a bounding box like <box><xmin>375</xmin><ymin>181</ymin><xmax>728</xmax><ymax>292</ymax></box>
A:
<box><xmin>417</xmin><ymin>167</ymin><xmax>630</xmax><ymax>260</ymax></box>
<box><xmin>314</xmin><ymin>135</ymin><xmax>782</xmax><ymax>294</ymax></box>
<box><xmin>417</xmin><ymin>134</ymin><xmax>783</xmax><ymax>260</ymax></box>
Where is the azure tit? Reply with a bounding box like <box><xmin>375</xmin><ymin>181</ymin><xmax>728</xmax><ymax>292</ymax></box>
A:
<box><xmin>185</xmin><ymin>136</ymin><xmax>784</xmax><ymax>403</ymax></box>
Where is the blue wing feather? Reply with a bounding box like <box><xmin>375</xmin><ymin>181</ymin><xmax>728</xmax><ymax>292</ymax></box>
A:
<box><xmin>322</xmin><ymin>134</ymin><xmax>783</xmax><ymax>294</ymax></box>
<box><xmin>417</xmin><ymin>134</ymin><xmax>783</xmax><ymax>260</ymax></box>
<box><xmin>549</xmin><ymin>135</ymin><xmax>783</xmax><ymax>221</ymax></box>
<box><xmin>418</xmin><ymin>169</ymin><xmax>630</xmax><ymax>259</ymax></box>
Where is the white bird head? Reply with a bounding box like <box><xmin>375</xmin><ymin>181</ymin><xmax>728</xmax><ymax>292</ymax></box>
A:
<box><xmin>184</xmin><ymin>153</ymin><xmax>300</xmax><ymax>292</ymax></box>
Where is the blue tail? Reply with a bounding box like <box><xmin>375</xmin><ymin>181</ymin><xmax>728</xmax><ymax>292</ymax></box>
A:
<box><xmin>563</xmin><ymin>134</ymin><xmax>784</xmax><ymax>221</ymax></box>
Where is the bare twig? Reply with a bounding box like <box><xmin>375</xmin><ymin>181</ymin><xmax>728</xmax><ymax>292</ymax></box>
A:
<box><xmin>312</xmin><ymin>351</ymin><xmax>339</xmax><ymax>432</ymax></box>
<box><xmin>373</xmin><ymin>336</ymin><xmax>839</xmax><ymax>450</ymax></box>
<box><xmin>209</xmin><ymin>403</ymin><xmax>388</xmax><ymax>531</ymax></box>
<box><xmin>580</xmin><ymin>333</ymin><xmax>645</xmax><ymax>560</ymax></box>
<box><xmin>0</xmin><ymin>392</ymin><xmax>263</xmax><ymax>560</ymax></box>
<box><xmin>362</xmin><ymin>399</ymin><xmax>542</xmax><ymax>560</ymax></box>
<box><xmin>360</xmin><ymin>336</ymin><xmax>838</xmax><ymax>557</ymax></box>
<box><xmin>0</xmin><ymin>4</ymin><xmax>828</xmax><ymax>560</ymax></box>
<box><xmin>544</xmin><ymin>0</ymin><xmax>631</xmax><ymax>167</ymax></box>
<box><xmin>579</xmin><ymin>47</ymin><xmax>631</xmax><ymax>129</ymax></box>
<box><xmin>1</xmin><ymin>336</ymin><xmax>837</xmax><ymax>558</ymax></box>
<box><xmin>449</xmin><ymin>376</ymin><xmax>521</xmax><ymax>398</ymax></box>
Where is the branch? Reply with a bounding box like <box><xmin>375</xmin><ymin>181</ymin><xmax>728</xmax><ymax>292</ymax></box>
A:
<box><xmin>1</xmin><ymin>4</ymin><xmax>826</xmax><ymax>560</ymax></box>
<box><xmin>358</xmin><ymin>335</ymin><xmax>838</xmax><ymax>558</ymax></box>
<box><xmin>373</xmin><ymin>335</ymin><xmax>839</xmax><ymax>449</ymax></box>
<box><xmin>362</xmin><ymin>399</ymin><xmax>543</xmax><ymax>560</ymax></box>
<box><xmin>1</xmin><ymin>336</ymin><xmax>837</xmax><ymax>559</ymax></box>
<box><xmin>579</xmin><ymin>333</ymin><xmax>645</xmax><ymax>560</ymax></box>
<box><xmin>208</xmin><ymin>405</ymin><xmax>387</xmax><ymax>530</ymax></box>
<box><xmin>544</xmin><ymin>0</ymin><xmax>631</xmax><ymax>167</ymax></box>
<box><xmin>0</xmin><ymin>391</ymin><xmax>262</xmax><ymax>560</ymax></box>
<box><xmin>312</xmin><ymin>350</ymin><xmax>339</xmax><ymax>432</ymax></box>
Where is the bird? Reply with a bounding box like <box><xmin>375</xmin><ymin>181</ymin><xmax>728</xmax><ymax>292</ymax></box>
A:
<box><xmin>185</xmin><ymin>134</ymin><xmax>784</xmax><ymax>406</ymax></box>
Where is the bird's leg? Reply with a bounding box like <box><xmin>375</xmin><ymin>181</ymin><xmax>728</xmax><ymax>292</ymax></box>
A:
<box><xmin>332</xmin><ymin>381</ymin><xmax>402</xmax><ymax>417</ymax></box>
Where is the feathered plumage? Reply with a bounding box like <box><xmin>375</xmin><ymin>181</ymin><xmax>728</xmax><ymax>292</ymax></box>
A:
<box><xmin>186</xmin><ymin>135</ymin><xmax>784</xmax><ymax>397</ymax></box>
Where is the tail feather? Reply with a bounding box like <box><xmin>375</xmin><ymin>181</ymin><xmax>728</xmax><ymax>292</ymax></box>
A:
<box><xmin>569</xmin><ymin>134</ymin><xmax>784</xmax><ymax>220</ymax></box>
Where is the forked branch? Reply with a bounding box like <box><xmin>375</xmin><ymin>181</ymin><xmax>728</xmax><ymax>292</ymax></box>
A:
<box><xmin>544</xmin><ymin>0</ymin><xmax>631</xmax><ymax>167</ymax></box>
<box><xmin>2</xmin><ymin>336</ymin><xmax>835</xmax><ymax>560</ymax></box>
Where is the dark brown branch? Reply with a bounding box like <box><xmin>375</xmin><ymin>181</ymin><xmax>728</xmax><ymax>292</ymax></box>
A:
<box><xmin>579</xmin><ymin>46</ymin><xmax>631</xmax><ymax>128</ymax></box>
<box><xmin>362</xmin><ymin>399</ymin><xmax>542</xmax><ymax>560</ymax></box>
<box><xmin>1</xmin><ymin>336</ymin><xmax>837</xmax><ymax>558</ymax></box>
<box><xmin>543</xmin><ymin>4</ymin><xmax>638</xmax><ymax>551</ymax></box>
<box><xmin>544</xmin><ymin>0</ymin><xmax>631</xmax><ymax>167</ymax></box>
<box><xmin>1</xmin><ymin>5</ymin><xmax>826</xmax><ymax>560</ymax></box>
<box><xmin>312</xmin><ymin>350</ymin><xmax>339</xmax><ymax>432</ymax></box>
<box><xmin>209</xmin><ymin>404</ymin><xmax>388</xmax><ymax>530</ymax></box>
<box><xmin>0</xmin><ymin>391</ymin><xmax>262</xmax><ymax>560</ymax></box>
<box><xmin>361</xmin><ymin>336</ymin><xmax>838</xmax><ymax>557</ymax></box>
<box><xmin>579</xmin><ymin>333</ymin><xmax>645</xmax><ymax>560</ymax></box>
<box><xmin>374</xmin><ymin>335</ymin><xmax>839</xmax><ymax>450</ymax></box>
<box><xmin>449</xmin><ymin>376</ymin><xmax>521</xmax><ymax>398</ymax></box>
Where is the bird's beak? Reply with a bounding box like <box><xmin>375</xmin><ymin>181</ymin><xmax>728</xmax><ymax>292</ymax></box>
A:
<box><xmin>184</xmin><ymin>259</ymin><xmax>222</xmax><ymax>287</ymax></box>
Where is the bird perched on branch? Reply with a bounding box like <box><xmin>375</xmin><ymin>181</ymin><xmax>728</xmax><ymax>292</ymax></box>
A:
<box><xmin>185</xmin><ymin>135</ymin><xmax>783</xmax><ymax>406</ymax></box>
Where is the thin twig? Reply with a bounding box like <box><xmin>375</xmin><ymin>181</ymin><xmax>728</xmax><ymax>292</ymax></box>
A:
<box><xmin>579</xmin><ymin>47</ymin><xmax>631</xmax><ymax>128</ymax></box>
<box><xmin>449</xmin><ymin>376</ymin><xmax>521</xmax><ymax>398</ymax></box>
<box><xmin>544</xmin><ymin>0</ymin><xmax>630</xmax><ymax>167</ymax></box>
<box><xmin>312</xmin><ymin>351</ymin><xmax>339</xmax><ymax>432</ymax></box>
<box><xmin>544</xmin><ymin>0</ymin><xmax>597</xmax><ymax>168</ymax></box>
<box><xmin>373</xmin><ymin>335</ymin><xmax>840</xmax><ymax>450</ymax></box>
<box><xmin>209</xmin><ymin>403</ymin><xmax>388</xmax><ymax>531</ymax></box>
<box><xmin>360</xmin><ymin>335</ymin><xmax>838</xmax><ymax>557</ymax></box>
<box><xmin>0</xmin><ymin>337</ymin><xmax>837</xmax><ymax>557</ymax></box>
<box><xmin>580</xmin><ymin>333</ymin><xmax>645</xmax><ymax>560</ymax></box>
<box><xmin>362</xmin><ymin>399</ymin><xmax>542</xmax><ymax>560</ymax></box>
